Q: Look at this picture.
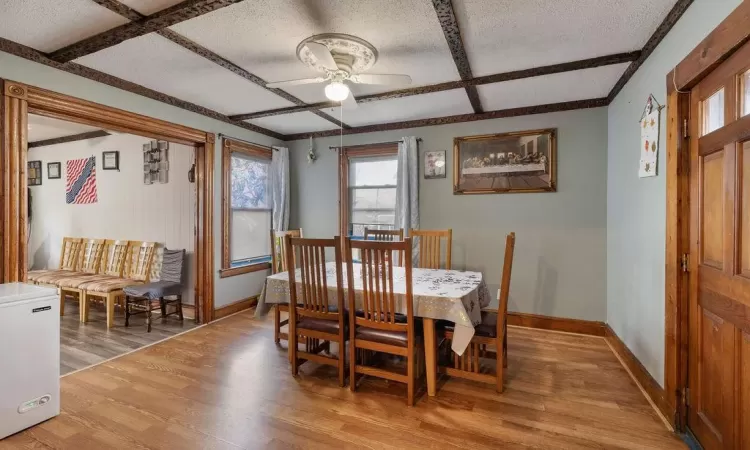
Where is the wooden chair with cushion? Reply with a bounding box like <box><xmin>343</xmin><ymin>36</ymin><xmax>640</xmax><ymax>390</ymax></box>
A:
<box><xmin>27</xmin><ymin>236</ymin><xmax>82</xmax><ymax>284</ymax></box>
<box><xmin>346</xmin><ymin>237</ymin><xmax>422</xmax><ymax>405</ymax></box>
<box><xmin>79</xmin><ymin>241</ymin><xmax>157</xmax><ymax>328</ymax></box>
<box><xmin>364</xmin><ymin>228</ymin><xmax>404</xmax><ymax>266</ymax></box>
<box><xmin>409</xmin><ymin>229</ymin><xmax>452</xmax><ymax>269</ymax></box>
<box><xmin>124</xmin><ymin>249</ymin><xmax>186</xmax><ymax>332</ymax></box>
<box><xmin>438</xmin><ymin>232</ymin><xmax>515</xmax><ymax>393</ymax></box>
<box><xmin>271</xmin><ymin>228</ymin><xmax>302</xmax><ymax>345</ymax></box>
<box><xmin>285</xmin><ymin>235</ymin><xmax>347</xmax><ymax>386</ymax></box>
<box><xmin>56</xmin><ymin>239</ymin><xmax>129</xmax><ymax>322</ymax></box>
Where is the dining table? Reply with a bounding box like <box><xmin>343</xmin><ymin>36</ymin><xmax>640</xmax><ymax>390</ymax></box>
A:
<box><xmin>257</xmin><ymin>261</ymin><xmax>492</xmax><ymax>396</ymax></box>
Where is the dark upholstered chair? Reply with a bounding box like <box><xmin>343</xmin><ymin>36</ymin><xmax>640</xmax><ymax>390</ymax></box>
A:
<box><xmin>124</xmin><ymin>248</ymin><xmax>186</xmax><ymax>332</ymax></box>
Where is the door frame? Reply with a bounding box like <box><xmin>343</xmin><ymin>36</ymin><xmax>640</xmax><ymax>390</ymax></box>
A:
<box><xmin>0</xmin><ymin>79</ymin><xmax>215</xmax><ymax>323</ymax></box>
<box><xmin>664</xmin><ymin>0</ymin><xmax>750</xmax><ymax>432</ymax></box>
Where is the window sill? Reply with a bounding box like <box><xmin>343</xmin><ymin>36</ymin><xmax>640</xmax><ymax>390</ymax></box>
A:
<box><xmin>219</xmin><ymin>262</ymin><xmax>271</xmax><ymax>278</ymax></box>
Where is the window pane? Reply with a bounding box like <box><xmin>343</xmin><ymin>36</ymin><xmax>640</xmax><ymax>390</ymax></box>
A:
<box><xmin>231</xmin><ymin>209</ymin><xmax>271</xmax><ymax>263</ymax></box>
<box><xmin>351</xmin><ymin>187</ymin><xmax>396</xmax><ymax>210</ymax></box>
<box><xmin>231</xmin><ymin>154</ymin><xmax>269</xmax><ymax>208</ymax></box>
<box><xmin>703</xmin><ymin>88</ymin><xmax>724</xmax><ymax>135</ymax></box>
<box><xmin>743</xmin><ymin>70</ymin><xmax>750</xmax><ymax>117</ymax></box>
<box><xmin>349</xmin><ymin>155</ymin><xmax>397</xmax><ymax>186</ymax></box>
<box><xmin>351</xmin><ymin>210</ymin><xmax>396</xmax><ymax>231</ymax></box>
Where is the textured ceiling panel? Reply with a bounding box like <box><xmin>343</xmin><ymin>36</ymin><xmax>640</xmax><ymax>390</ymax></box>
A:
<box><xmin>319</xmin><ymin>89</ymin><xmax>474</xmax><ymax>127</ymax></box>
<box><xmin>118</xmin><ymin>0</ymin><xmax>186</xmax><ymax>15</ymax></box>
<box><xmin>28</xmin><ymin>114</ymin><xmax>101</xmax><ymax>141</ymax></box>
<box><xmin>0</xmin><ymin>0</ymin><xmax>128</xmax><ymax>53</ymax></box>
<box><xmin>169</xmin><ymin>0</ymin><xmax>460</xmax><ymax>103</ymax></box>
<box><xmin>455</xmin><ymin>0</ymin><xmax>675</xmax><ymax>75</ymax></box>
<box><xmin>476</xmin><ymin>63</ymin><xmax>629</xmax><ymax>110</ymax></box>
<box><xmin>247</xmin><ymin>112</ymin><xmax>340</xmax><ymax>134</ymax></box>
<box><xmin>75</xmin><ymin>34</ymin><xmax>296</xmax><ymax>115</ymax></box>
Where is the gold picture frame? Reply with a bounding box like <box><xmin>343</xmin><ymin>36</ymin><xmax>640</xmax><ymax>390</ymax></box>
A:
<box><xmin>453</xmin><ymin>128</ymin><xmax>557</xmax><ymax>194</ymax></box>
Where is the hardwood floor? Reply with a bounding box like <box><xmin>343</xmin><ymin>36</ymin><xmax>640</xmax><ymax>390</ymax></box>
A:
<box><xmin>2</xmin><ymin>309</ymin><xmax>685</xmax><ymax>449</ymax></box>
<box><xmin>60</xmin><ymin>298</ymin><xmax>199</xmax><ymax>375</ymax></box>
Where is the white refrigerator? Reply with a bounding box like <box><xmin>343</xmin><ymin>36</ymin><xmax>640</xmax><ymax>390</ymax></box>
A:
<box><xmin>0</xmin><ymin>283</ymin><xmax>60</xmax><ymax>440</ymax></box>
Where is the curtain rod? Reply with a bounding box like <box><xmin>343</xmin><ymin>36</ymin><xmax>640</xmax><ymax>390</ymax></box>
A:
<box><xmin>218</xmin><ymin>133</ymin><xmax>279</xmax><ymax>151</ymax></box>
<box><xmin>328</xmin><ymin>138</ymin><xmax>422</xmax><ymax>151</ymax></box>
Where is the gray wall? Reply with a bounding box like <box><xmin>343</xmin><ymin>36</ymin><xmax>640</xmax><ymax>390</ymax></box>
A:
<box><xmin>0</xmin><ymin>51</ymin><xmax>283</xmax><ymax>308</ymax></box>
<box><xmin>289</xmin><ymin>108</ymin><xmax>608</xmax><ymax>321</ymax></box>
<box><xmin>606</xmin><ymin>0</ymin><xmax>742</xmax><ymax>386</ymax></box>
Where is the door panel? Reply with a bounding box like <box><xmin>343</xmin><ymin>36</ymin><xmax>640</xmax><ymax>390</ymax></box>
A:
<box><xmin>689</xmin><ymin>38</ymin><xmax>750</xmax><ymax>450</ymax></box>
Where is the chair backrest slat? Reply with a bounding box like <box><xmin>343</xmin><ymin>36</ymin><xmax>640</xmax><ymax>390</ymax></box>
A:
<box><xmin>79</xmin><ymin>239</ymin><xmax>106</xmax><ymax>274</ymax></box>
<box><xmin>497</xmin><ymin>232</ymin><xmax>516</xmax><ymax>336</ymax></box>
<box><xmin>271</xmin><ymin>229</ymin><xmax>303</xmax><ymax>274</ymax></box>
<box><xmin>285</xmin><ymin>236</ymin><xmax>345</xmax><ymax>318</ymax></box>
<box><xmin>100</xmin><ymin>239</ymin><xmax>130</xmax><ymax>277</ymax></box>
<box><xmin>126</xmin><ymin>241</ymin><xmax>157</xmax><ymax>281</ymax></box>
<box><xmin>410</xmin><ymin>229</ymin><xmax>452</xmax><ymax>269</ymax></box>
<box><xmin>59</xmin><ymin>237</ymin><xmax>83</xmax><ymax>271</ymax></box>
<box><xmin>347</xmin><ymin>238</ymin><xmax>412</xmax><ymax>330</ymax></box>
<box><xmin>364</xmin><ymin>228</ymin><xmax>404</xmax><ymax>266</ymax></box>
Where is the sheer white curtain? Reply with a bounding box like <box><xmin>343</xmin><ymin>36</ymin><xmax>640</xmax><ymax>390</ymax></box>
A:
<box><xmin>395</xmin><ymin>137</ymin><xmax>420</xmax><ymax>265</ymax></box>
<box><xmin>270</xmin><ymin>146</ymin><xmax>289</xmax><ymax>231</ymax></box>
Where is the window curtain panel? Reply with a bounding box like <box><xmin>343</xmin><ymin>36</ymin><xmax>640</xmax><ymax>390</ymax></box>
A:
<box><xmin>395</xmin><ymin>137</ymin><xmax>420</xmax><ymax>265</ymax></box>
<box><xmin>270</xmin><ymin>146</ymin><xmax>290</xmax><ymax>231</ymax></box>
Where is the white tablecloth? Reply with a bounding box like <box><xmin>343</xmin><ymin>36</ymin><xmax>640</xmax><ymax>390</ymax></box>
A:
<box><xmin>257</xmin><ymin>262</ymin><xmax>492</xmax><ymax>355</ymax></box>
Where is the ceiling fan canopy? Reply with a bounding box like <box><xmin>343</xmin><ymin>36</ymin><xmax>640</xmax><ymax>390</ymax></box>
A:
<box><xmin>265</xmin><ymin>33</ymin><xmax>412</xmax><ymax>106</ymax></box>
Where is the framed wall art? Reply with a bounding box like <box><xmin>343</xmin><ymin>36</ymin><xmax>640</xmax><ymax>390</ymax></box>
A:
<box><xmin>47</xmin><ymin>162</ymin><xmax>61</xmax><ymax>179</ymax></box>
<box><xmin>28</xmin><ymin>160</ymin><xmax>42</xmax><ymax>186</ymax></box>
<box><xmin>453</xmin><ymin>128</ymin><xmax>556</xmax><ymax>194</ymax></box>
<box><xmin>424</xmin><ymin>150</ymin><xmax>446</xmax><ymax>179</ymax></box>
<box><xmin>102</xmin><ymin>151</ymin><xmax>119</xmax><ymax>170</ymax></box>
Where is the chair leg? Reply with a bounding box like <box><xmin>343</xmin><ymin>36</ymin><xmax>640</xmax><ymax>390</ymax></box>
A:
<box><xmin>59</xmin><ymin>291</ymin><xmax>65</xmax><ymax>317</ymax></box>
<box><xmin>124</xmin><ymin>296</ymin><xmax>130</xmax><ymax>327</ymax></box>
<box><xmin>177</xmin><ymin>295</ymin><xmax>184</xmax><ymax>321</ymax></box>
<box><xmin>503</xmin><ymin>323</ymin><xmax>508</xmax><ymax>368</ymax></box>
<box><xmin>106</xmin><ymin>293</ymin><xmax>115</xmax><ymax>329</ymax></box>
<box><xmin>407</xmin><ymin>349</ymin><xmax>415</xmax><ymax>406</ymax></box>
<box><xmin>338</xmin><ymin>333</ymin><xmax>345</xmax><ymax>388</ymax></box>
<box><xmin>146</xmin><ymin>305</ymin><xmax>152</xmax><ymax>333</ymax></box>
<box><xmin>160</xmin><ymin>299</ymin><xmax>167</xmax><ymax>323</ymax></box>
<box><xmin>81</xmin><ymin>292</ymin><xmax>90</xmax><ymax>323</ymax></box>
<box><xmin>274</xmin><ymin>305</ymin><xmax>281</xmax><ymax>344</ymax></box>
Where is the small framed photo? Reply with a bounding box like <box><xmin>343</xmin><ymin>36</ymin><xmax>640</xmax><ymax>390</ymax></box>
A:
<box><xmin>424</xmin><ymin>150</ymin><xmax>446</xmax><ymax>179</ymax></box>
<box><xmin>102</xmin><ymin>151</ymin><xmax>119</xmax><ymax>170</ymax></box>
<box><xmin>47</xmin><ymin>162</ymin><xmax>61</xmax><ymax>179</ymax></box>
<box><xmin>28</xmin><ymin>160</ymin><xmax>42</xmax><ymax>186</ymax></box>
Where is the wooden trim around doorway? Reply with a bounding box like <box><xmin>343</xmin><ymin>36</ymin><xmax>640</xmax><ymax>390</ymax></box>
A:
<box><xmin>1</xmin><ymin>79</ymin><xmax>215</xmax><ymax>323</ymax></box>
<box><xmin>663</xmin><ymin>0</ymin><xmax>750</xmax><ymax>432</ymax></box>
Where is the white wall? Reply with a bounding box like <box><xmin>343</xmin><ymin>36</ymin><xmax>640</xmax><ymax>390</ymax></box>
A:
<box><xmin>606</xmin><ymin>0</ymin><xmax>742</xmax><ymax>386</ymax></box>
<box><xmin>289</xmin><ymin>108</ymin><xmax>609</xmax><ymax>321</ymax></box>
<box><xmin>28</xmin><ymin>133</ymin><xmax>197</xmax><ymax>304</ymax></box>
<box><xmin>0</xmin><ymin>51</ymin><xmax>284</xmax><ymax>308</ymax></box>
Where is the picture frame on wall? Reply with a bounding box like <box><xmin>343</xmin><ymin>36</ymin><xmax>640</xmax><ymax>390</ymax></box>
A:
<box><xmin>424</xmin><ymin>150</ymin><xmax>446</xmax><ymax>179</ymax></box>
<box><xmin>47</xmin><ymin>162</ymin><xmax>61</xmax><ymax>179</ymax></box>
<box><xmin>28</xmin><ymin>160</ymin><xmax>42</xmax><ymax>186</ymax></box>
<box><xmin>102</xmin><ymin>151</ymin><xmax>119</xmax><ymax>170</ymax></box>
<box><xmin>453</xmin><ymin>128</ymin><xmax>557</xmax><ymax>194</ymax></box>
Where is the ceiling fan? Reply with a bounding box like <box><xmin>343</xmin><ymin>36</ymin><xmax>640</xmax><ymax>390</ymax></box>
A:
<box><xmin>265</xmin><ymin>34</ymin><xmax>412</xmax><ymax>108</ymax></box>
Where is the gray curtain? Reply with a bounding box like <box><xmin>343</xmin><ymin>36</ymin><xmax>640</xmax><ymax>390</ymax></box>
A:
<box><xmin>270</xmin><ymin>146</ymin><xmax>290</xmax><ymax>231</ymax></box>
<box><xmin>395</xmin><ymin>137</ymin><xmax>420</xmax><ymax>265</ymax></box>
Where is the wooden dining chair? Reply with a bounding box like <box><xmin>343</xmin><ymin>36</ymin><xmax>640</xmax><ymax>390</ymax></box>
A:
<box><xmin>438</xmin><ymin>232</ymin><xmax>515</xmax><ymax>392</ymax></box>
<box><xmin>346</xmin><ymin>237</ymin><xmax>422</xmax><ymax>406</ymax></box>
<box><xmin>271</xmin><ymin>228</ymin><xmax>303</xmax><ymax>345</ymax></box>
<box><xmin>410</xmin><ymin>229</ymin><xmax>452</xmax><ymax>269</ymax></box>
<box><xmin>285</xmin><ymin>235</ymin><xmax>347</xmax><ymax>386</ymax></box>
<box><xmin>364</xmin><ymin>228</ymin><xmax>404</xmax><ymax>266</ymax></box>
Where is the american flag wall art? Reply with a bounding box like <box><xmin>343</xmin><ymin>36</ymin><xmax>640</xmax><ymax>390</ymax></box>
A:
<box><xmin>66</xmin><ymin>157</ymin><xmax>98</xmax><ymax>204</ymax></box>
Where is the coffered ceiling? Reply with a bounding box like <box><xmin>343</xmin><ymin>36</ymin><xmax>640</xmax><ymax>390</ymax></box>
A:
<box><xmin>0</xmin><ymin>0</ymin><xmax>691</xmax><ymax>140</ymax></box>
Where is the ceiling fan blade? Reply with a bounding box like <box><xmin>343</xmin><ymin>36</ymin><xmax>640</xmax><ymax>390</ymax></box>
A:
<box><xmin>341</xmin><ymin>92</ymin><xmax>357</xmax><ymax>109</ymax></box>
<box><xmin>305</xmin><ymin>42</ymin><xmax>339</xmax><ymax>71</ymax></box>
<box><xmin>350</xmin><ymin>73</ymin><xmax>412</xmax><ymax>86</ymax></box>
<box><xmin>266</xmin><ymin>77</ymin><xmax>327</xmax><ymax>88</ymax></box>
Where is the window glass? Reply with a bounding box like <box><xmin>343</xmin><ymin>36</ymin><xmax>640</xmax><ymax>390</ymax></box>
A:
<box><xmin>348</xmin><ymin>155</ymin><xmax>398</xmax><ymax>237</ymax></box>
<box><xmin>230</xmin><ymin>153</ymin><xmax>271</xmax><ymax>264</ymax></box>
<box><xmin>703</xmin><ymin>88</ymin><xmax>724</xmax><ymax>135</ymax></box>
<box><xmin>742</xmin><ymin>70</ymin><xmax>750</xmax><ymax>117</ymax></box>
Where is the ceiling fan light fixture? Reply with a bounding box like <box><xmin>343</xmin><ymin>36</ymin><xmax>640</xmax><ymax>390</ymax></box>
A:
<box><xmin>325</xmin><ymin>82</ymin><xmax>350</xmax><ymax>102</ymax></box>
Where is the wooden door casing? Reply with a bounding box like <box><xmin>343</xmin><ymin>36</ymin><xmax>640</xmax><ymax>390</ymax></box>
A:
<box><xmin>688</xmin><ymin>39</ymin><xmax>750</xmax><ymax>450</ymax></box>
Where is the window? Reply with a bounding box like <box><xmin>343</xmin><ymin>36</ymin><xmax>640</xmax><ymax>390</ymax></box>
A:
<box><xmin>339</xmin><ymin>144</ymin><xmax>399</xmax><ymax>239</ymax></box>
<box><xmin>702</xmin><ymin>88</ymin><xmax>725</xmax><ymax>135</ymax></box>
<box><xmin>742</xmin><ymin>69</ymin><xmax>750</xmax><ymax>117</ymax></box>
<box><xmin>221</xmin><ymin>139</ymin><xmax>272</xmax><ymax>277</ymax></box>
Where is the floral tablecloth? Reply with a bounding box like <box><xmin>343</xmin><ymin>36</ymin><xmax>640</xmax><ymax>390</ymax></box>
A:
<box><xmin>257</xmin><ymin>262</ymin><xmax>491</xmax><ymax>355</ymax></box>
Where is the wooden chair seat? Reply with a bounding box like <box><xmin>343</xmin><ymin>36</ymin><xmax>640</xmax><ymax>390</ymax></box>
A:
<box><xmin>56</xmin><ymin>274</ymin><xmax>115</xmax><ymax>289</ymax></box>
<box><xmin>355</xmin><ymin>326</ymin><xmax>421</xmax><ymax>348</ymax></box>
<box><xmin>298</xmin><ymin>317</ymin><xmax>347</xmax><ymax>334</ymax></box>
<box><xmin>33</xmin><ymin>270</ymin><xmax>87</xmax><ymax>285</ymax></box>
<box><xmin>27</xmin><ymin>269</ymin><xmax>57</xmax><ymax>282</ymax></box>
<box><xmin>79</xmin><ymin>277</ymin><xmax>143</xmax><ymax>293</ymax></box>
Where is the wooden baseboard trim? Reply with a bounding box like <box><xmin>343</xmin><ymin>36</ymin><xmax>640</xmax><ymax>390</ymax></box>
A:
<box><xmin>604</xmin><ymin>325</ymin><xmax>674</xmax><ymax>429</ymax></box>
<box><xmin>507</xmin><ymin>312</ymin><xmax>606</xmax><ymax>336</ymax></box>
<box><xmin>214</xmin><ymin>296</ymin><xmax>258</xmax><ymax>320</ymax></box>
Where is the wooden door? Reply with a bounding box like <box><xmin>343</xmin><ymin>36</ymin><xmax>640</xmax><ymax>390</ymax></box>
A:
<box><xmin>688</xmin><ymin>39</ymin><xmax>750</xmax><ymax>450</ymax></box>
